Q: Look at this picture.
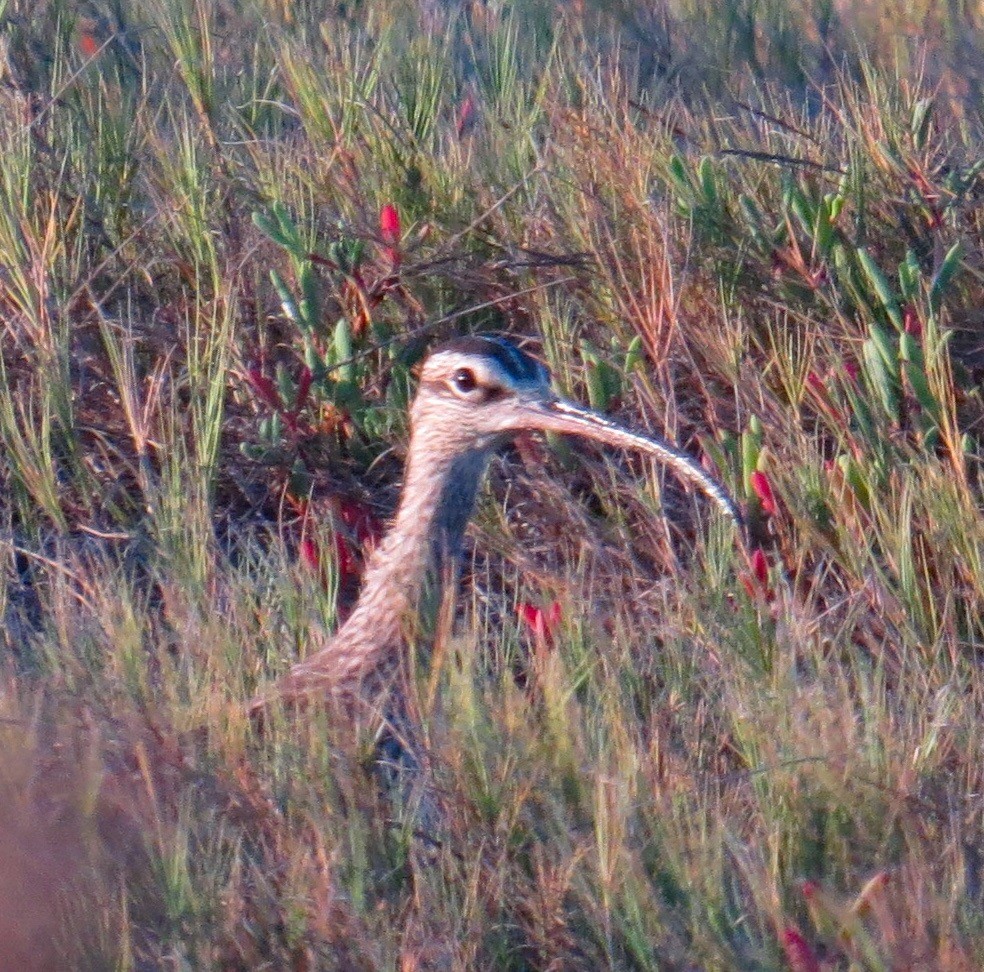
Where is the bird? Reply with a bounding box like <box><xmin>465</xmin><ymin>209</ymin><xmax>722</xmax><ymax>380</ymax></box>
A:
<box><xmin>250</xmin><ymin>334</ymin><xmax>744</xmax><ymax>722</ymax></box>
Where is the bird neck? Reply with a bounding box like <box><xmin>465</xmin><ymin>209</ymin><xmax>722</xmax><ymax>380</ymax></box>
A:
<box><xmin>329</xmin><ymin>437</ymin><xmax>491</xmax><ymax>684</ymax></box>
<box><xmin>381</xmin><ymin>441</ymin><xmax>489</xmax><ymax>592</ymax></box>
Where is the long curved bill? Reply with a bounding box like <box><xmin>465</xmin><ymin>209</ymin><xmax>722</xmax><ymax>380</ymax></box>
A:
<box><xmin>517</xmin><ymin>396</ymin><xmax>746</xmax><ymax>540</ymax></box>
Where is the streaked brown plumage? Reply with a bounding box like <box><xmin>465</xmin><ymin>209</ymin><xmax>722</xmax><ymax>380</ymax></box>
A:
<box><xmin>250</xmin><ymin>336</ymin><xmax>743</xmax><ymax>718</ymax></box>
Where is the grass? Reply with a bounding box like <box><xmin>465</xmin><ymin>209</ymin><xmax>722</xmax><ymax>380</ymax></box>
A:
<box><xmin>1</xmin><ymin>0</ymin><xmax>983</xmax><ymax>967</ymax></box>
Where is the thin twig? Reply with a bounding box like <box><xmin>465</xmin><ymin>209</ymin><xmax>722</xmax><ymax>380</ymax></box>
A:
<box><xmin>314</xmin><ymin>275</ymin><xmax>580</xmax><ymax>377</ymax></box>
<box><xmin>718</xmin><ymin>148</ymin><xmax>846</xmax><ymax>176</ymax></box>
<box><xmin>732</xmin><ymin>97</ymin><xmax>821</xmax><ymax>145</ymax></box>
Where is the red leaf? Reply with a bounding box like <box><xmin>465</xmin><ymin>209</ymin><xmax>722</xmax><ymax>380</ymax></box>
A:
<box><xmin>299</xmin><ymin>535</ymin><xmax>321</xmax><ymax>573</ymax></box>
<box><xmin>339</xmin><ymin>498</ymin><xmax>383</xmax><ymax>548</ymax></box>
<box><xmin>903</xmin><ymin>303</ymin><xmax>922</xmax><ymax>337</ymax></box>
<box><xmin>295</xmin><ymin>365</ymin><xmax>313</xmax><ymax>413</ymax></box>
<box><xmin>805</xmin><ymin>370</ymin><xmax>826</xmax><ymax>395</ymax></box>
<box><xmin>456</xmin><ymin>91</ymin><xmax>476</xmax><ymax>138</ymax></box>
<box><xmin>546</xmin><ymin>601</ymin><xmax>562</xmax><ymax>631</ymax></box>
<box><xmin>79</xmin><ymin>32</ymin><xmax>100</xmax><ymax>57</ymax></box>
<box><xmin>519</xmin><ymin>603</ymin><xmax>541</xmax><ymax>631</ymax></box>
<box><xmin>751</xmin><ymin>547</ymin><xmax>769</xmax><ymax>587</ymax></box>
<box><xmin>779</xmin><ymin>925</ymin><xmax>821</xmax><ymax>972</ymax></box>
<box><xmin>379</xmin><ymin>204</ymin><xmax>401</xmax><ymax>267</ymax></box>
<box><xmin>799</xmin><ymin>880</ymin><xmax>820</xmax><ymax>900</ymax></box>
<box><xmin>749</xmin><ymin>470</ymin><xmax>777</xmax><ymax>517</ymax></box>
<box><xmin>380</xmin><ymin>204</ymin><xmax>401</xmax><ymax>245</ymax></box>
<box><xmin>518</xmin><ymin>601</ymin><xmax>563</xmax><ymax>643</ymax></box>
<box><xmin>246</xmin><ymin>365</ymin><xmax>282</xmax><ymax>410</ymax></box>
<box><xmin>333</xmin><ymin>534</ymin><xmax>359</xmax><ymax>584</ymax></box>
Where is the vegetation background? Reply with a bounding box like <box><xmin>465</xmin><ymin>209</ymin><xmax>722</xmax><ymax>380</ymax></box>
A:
<box><xmin>1</xmin><ymin>0</ymin><xmax>983</xmax><ymax>968</ymax></box>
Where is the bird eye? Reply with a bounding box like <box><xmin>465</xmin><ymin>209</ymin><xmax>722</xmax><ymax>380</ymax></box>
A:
<box><xmin>452</xmin><ymin>368</ymin><xmax>478</xmax><ymax>394</ymax></box>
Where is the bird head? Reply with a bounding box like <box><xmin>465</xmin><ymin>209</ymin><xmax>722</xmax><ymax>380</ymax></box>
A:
<box><xmin>412</xmin><ymin>335</ymin><xmax>553</xmax><ymax>450</ymax></box>
<box><xmin>412</xmin><ymin>335</ymin><xmax>744</xmax><ymax>532</ymax></box>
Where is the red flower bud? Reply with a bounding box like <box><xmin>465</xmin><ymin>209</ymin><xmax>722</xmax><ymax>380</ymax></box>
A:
<box><xmin>779</xmin><ymin>926</ymin><xmax>821</xmax><ymax>972</ymax></box>
<box><xmin>379</xmin><ymin>204</ymin><xmax>401</xmax><ymax>267</ymax></box>
<box><xmin>380</xmin><ymin>204</ymin><xmax>401</xmax><ymax>245</ymax></box>
<box><xmin>749</xmin><ymin>470</ymin><xmax>777</xmax><ymax>517</ymax></box>
<box><xmin>518</xmin><ymin>601</ymin><xmax>563</xmax><ymax>642</ymax></box>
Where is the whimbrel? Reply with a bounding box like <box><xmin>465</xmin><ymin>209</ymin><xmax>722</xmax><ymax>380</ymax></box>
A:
<box><xmin>250</xmin><ymin>335</ymin><xmax>743</xmax><ymax>718</ymax></box>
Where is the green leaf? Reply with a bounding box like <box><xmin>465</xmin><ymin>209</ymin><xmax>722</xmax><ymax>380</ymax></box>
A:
<box><xmin>843</xmin><ymin>381</ymin><xmax>876</xmax><ymax>443</ymax></box>
<box><xmin>581</xmin><ymin>342</ymin><xmax>620</xmax><ymax>410</ymax></box>
<box><xmin>930</xmin><ymin>241</ymin><xmax>963</xmax><ymax>314</ymax></box>
<box><xmin>899</xmin><ymin>331</ymin><xmax>923</xmax><ymax>369</ymax></box>
<box><xmin>741</xmin><ymin>420</ymin><xmax>761</xmax><ymax>487</ymax></box>
<box><xmin>334</xmin><ymin>318</ymin><xmax>354</xmax><ymax>383</ymax></box>
<box><xmin>275</xmin><ymin>362</ymin><xmax>292</xmax><ymax>406</ymax></box>
<box><xmin>253</xmin><ymin>209</ymin><xmax>292</xmax><ymax>250</ymax></box>
<box><xmin>814</xmin><ymin>195</ymin><xmax>834</xmax><ymax>256</ymax></box>
<box><xmin>862</xmin><ymin>337</ymin><xmax>900</xmax><ymax>421</ymax></box>
<box><xmin>903</xmin><ymin>360</ymin><xmax>941</xmax><ymax>422</ymax></box>
<box><xmin>788</xmin><ymin>183</ymin><xmax>815</xmax><ymax>238</ymax></box>
<box><xmin>698</xmin><ymin>156</ymin><xmax>718</xmax><ymax>208</ymax></box>
<box><xmin>868</xmin><ymin>322</ymin><xmax>899</xmax><ymax>375</ymax></box>
<box><xmin>585</xmin><ymin>366</ymin><xmax>606</xmax><ymax>410</ymax></box>
<box><xmin>304</xmin><ymin>342</ymin><xmax>320</xmax><ymax>375</ymax></box>
<box><xmin>738</xmin><ymin>195</ymin><xmax>769</xmax><ymax>249</ymax></box>
<box><xmin>270</xmin><ymin>269</ymin><xmax>301</xmax><ymax>326</ymax></box>
<box><xmin>289</xmin><ymin>458</ymin><xmax>312</xmax><ymax>498</ymax></box>
<box><xmin>623</xmin><ymin>335</ymin><xmax>644</xmax><ymax>373</ymax></box>
<box><xmin>253</xmin><ymin>202</ymin><xmax>303</xmax><ymax>256</ymax></box>
<box><xmin>837</xmin><ymin>454</ymin><xmax>871</xmax><ymax>509</ymax></box>
<box><xmin>299</xmin><ymin>262</ymin><xmax>320</xmax><ymax>334</ymax></box>
<box><xmin>911</xmin><ymin>98</ymin><xmax>933</xmax><ymax>150</ymax></box>
<box><xmin>898</xmin><ymin>250</ymin><xmax>920</xmax><ymax>303</ymax></box>
<box><xmin>668</xmin><ymin>154</ymin><xmax>692</xmax><ymax>193</ymax></box>
<box><xmin>240</xmin><ymin>442</ymin><xmax>268</xmax><ymax>460</ymax></box>
<box><xmin>857</xmin><ymin>248</ymin><xmax>903</xmax><ymax>329</ymax></box>
<box><xmin>698</xmin><ymin>434</ymin><xmax>729</xmax><ymax>483</ymax></box>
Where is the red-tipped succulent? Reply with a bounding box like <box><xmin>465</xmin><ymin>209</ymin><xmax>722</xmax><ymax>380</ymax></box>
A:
<box><xmin>379</xmin><ymin>204</ymin><xmax>401</xmax><ymax>266</ymax></box>
<box><xmin>519</xmin><ymin>601</ymin><xmax>563</xmax><ymax>644</ymax></box>
<box><xmin>749</xmin><ymin>470</ymin><xmax>777</xmax><ymax>517</ymax></box>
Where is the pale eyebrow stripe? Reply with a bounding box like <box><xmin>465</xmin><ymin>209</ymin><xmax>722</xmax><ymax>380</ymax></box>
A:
<box><xmin>424</xmin><ymin>353</ymin><xmax>503</xmax><ymax>387</ymax></box>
